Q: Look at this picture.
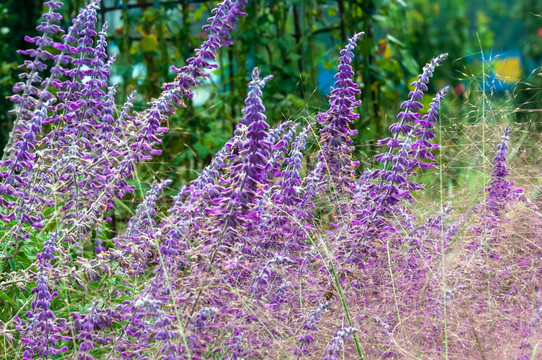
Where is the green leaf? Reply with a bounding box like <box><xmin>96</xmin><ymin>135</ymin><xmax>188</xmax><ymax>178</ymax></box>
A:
<box><xmin>142</xmin><ymin>8</ymin><xmax>157</xmax><ymax>23</ymax></box>
<box><xmin>193</xmin><ymin>7</ymin><xmax>204</xmax><ymax>21</ymax></box>
<box><xmin>287</xmin><ymin>94</ymin><xmax>306</xmax><ymax>109</ymax></box>
<box><xmin>194</xmin><ymin>143</ymin><xmax>210</xmax><ymax>159</ymax></box>
<box><xmin>372</xmin><ymin>14</ymin><xmax>387</xmax><ymax>22</ymax></box>
<box><xmin>386</xmin><ymin>34</ymin><xmax>405</xmax><ymax>47</ymax></box>
<box><xmin>115</xmin><ymin>199</ymin><xmax>134</xmax><ymax>216</ymax></box>
<box><xmin>141</xmin><ymin>33</ymin><xmax>158</xmax><ymax>52</ymax></box>
<box><xmin>7</xmin><ymin>258</ymin><xmax>16</xmax><ymax>271</ymax></box>
<box><xmin>129</xmin><ymin>43</ymin><xmax>139</xmax><ymax>55</ymax></box>
<box><xmin>21</xmin><ymin>245</ymin><xmax>36</xmax><ymax>260</ymax></box>
<box><xmin>399</xmin><ymin>49</ymin><xmax>420</xmax><ymax>75</ymax></box>
<box><xmin>0</xmin><ymin>290</ymin><xmax>16</xmax><ymax>307</ymax></box>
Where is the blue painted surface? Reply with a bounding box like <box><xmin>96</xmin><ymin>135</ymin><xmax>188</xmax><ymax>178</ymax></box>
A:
<box><xmin>317</xmin><ymin>62</ymin><xmax>336</xmax><ymax>94</ymax></box>
<box><xmin>467</xmin><ymin>50</ymin><xmax>524</xmax><ymax>92</ymax></box>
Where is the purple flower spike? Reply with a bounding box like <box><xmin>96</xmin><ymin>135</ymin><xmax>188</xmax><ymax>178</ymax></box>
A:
<box><xmin>274</xmin><ymin>125</ymin><xmax>309</xmax><ymax>208</ymax></box>
<box><xmin>209</xmin><ymin>68</ymin><xmax>273</xmax><ymax>229</ymax></box>
<box><xmin>359</xmin><ymin>56</ymin><xmax>448</xmax><ymax>225</ymax></box>
<box><xmin>315</xmin><ymin>32</ymin><xmax>364</xmax><ymax>195</ymax></box>
<box><xmin>395</xmin><ymin>53</ymin><xmax>448</xmax><ymax>135</ymax></box>
<box><xmin>409</xmin><ymin>86</ymin><xmax>449</xmax><ymax>171</ymax></box>
<box><xmin>294</xmin><ymin>301</ymin><xmax>330</xmax><ymax>355</ymax></box>
<box><xmin>163</xmin><ymin>0</ymin><xmax>247</xmax><ymax>98</ymax></box>
<box><xmin>324</xmin><ymin>326</ymin><xmax>358</xmax><ymax>360</ymax></box>
<box><xmin>5</xmin><ymin>0</ymin><xmax>65</xmax><ymax>154</ymax></box>
<box><xmin>238</xmin><ymin>68</ymin><xmax>274</xmax><ymax>202</ymax></box>
<box><xmin>485</xmin><ymin>125</ymin><xmax>522</xmax><ymax>220</ymax></box>
<box><xmin>20</xmin><ymin>230</ymin><xmax>70</xmax><ymax>360</ymax></box>
<box><xmin>74</xmin><ymin>305</ymin><xmax>100</xmax><ymax>360</ymax></box>
<box><xmin>114</xmin><ymin>179</ymin><xmax>172</xmax><ymax>274</ymax></box>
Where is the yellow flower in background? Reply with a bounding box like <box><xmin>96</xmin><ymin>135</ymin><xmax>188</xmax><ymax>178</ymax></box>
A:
<box><xmin>494</xmin><ymin>57</ymin><xmax>522</xmax><ymax>83</ymax></box>
<box><xmin>377</xmin><ymin>39</ymin><xmax>393</xmax><ymax>59</ymax></box>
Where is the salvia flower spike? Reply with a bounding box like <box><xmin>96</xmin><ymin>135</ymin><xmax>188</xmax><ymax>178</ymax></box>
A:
<box><xmin>315</xmin><ymin>32</ymin><xmax>364</xmax><ymax>195</ymax></box>
<box><xmin>364</xmin><ymin>55</ymin><xmax>448</xmax><ymax>223</ymax></box>
<box><xmin>485</xmin><ymin>125</ymin><xmax>522</xmax><ymax>220</ymax></box>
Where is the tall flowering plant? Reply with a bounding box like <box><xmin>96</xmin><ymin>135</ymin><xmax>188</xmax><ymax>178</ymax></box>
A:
<box><xmin>314</xmin><ymin>32</ymin><xmax>364</xmax><ymax>196</ymax></box>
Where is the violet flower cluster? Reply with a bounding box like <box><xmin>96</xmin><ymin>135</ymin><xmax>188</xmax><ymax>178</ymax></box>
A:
<box><xmin>314</xmin><ymin>32</ymin><xmax>364</xmax><ymax>195</ymax></box>
<box><xmin>362</xmin><ymin>54</ymin><xmax>448</xmax><ymax>225</ymax></box>
<box><xmin>468</xmin><ymin>125</ymin><xmax>523</xmax><ymax>251</ymax></box>
<box><xmin>207</xmin><ymin>67</ymin><xmax>274</xmax><ymax>231</ymax></box>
